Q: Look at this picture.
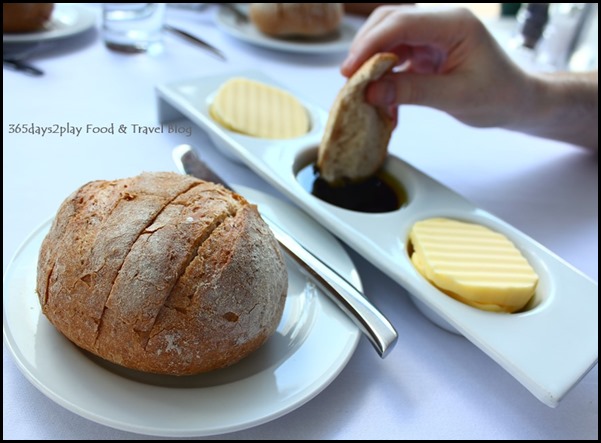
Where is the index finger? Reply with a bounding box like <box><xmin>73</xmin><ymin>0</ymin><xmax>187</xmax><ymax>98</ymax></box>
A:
<box><xmin>342</xmin><ymin>6</ymin><xmax>474</xmax><ymax>77</ymax></box>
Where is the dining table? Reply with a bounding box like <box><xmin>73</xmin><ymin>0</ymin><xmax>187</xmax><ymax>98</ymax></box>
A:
<box><xmin>3</xmin><ymin>4</ymin><xmax>598</xmax><ymax>440</ymax></box>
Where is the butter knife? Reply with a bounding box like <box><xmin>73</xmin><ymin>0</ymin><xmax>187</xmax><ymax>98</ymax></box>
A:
<box><xmin>172</xmin><ymin>144</ymin><xmax>398</xmax><ymax>358</ymax></box>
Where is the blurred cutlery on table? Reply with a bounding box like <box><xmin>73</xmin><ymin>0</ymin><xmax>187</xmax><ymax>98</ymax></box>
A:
<box><xmin>3</xmin><ymin>57</ymin><xmax>44</xmax><ymax>76</ymax></box>
<box><xmin>3</xmin><ymin>42</ymin><xmax>44</xmax><ymax>76</ymax></box>
<box><xmin>220</xmin><ymin>3</ymin><xmax>249</xmax><ymax>24</ymax></box>
<box><xmin>163</xmin><ymin>24</ymin><xmax>226</xmax><ymax>61</ymax></box>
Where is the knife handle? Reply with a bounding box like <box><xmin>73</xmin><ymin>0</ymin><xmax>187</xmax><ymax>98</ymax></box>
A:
<box><xmin>266</xmin><ymin>219</ymin><xmax>398</xmax><ymax>358</ymax></box>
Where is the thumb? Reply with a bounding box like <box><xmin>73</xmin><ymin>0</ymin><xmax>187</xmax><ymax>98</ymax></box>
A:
<box><xmin>366</xmin><ymin>72</ymin><xmax>460</xmax><ymax>111</ymax></box>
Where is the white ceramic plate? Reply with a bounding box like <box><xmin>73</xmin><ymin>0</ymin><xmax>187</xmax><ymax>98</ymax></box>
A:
<box><xmin>155</xmin><ymin>71</ymin><xmax>598</xmax><ymax>408</ymax></box>
<box><xmin>2</xmin><ymin>186</ymin><xmax>360</xmax><ymax>437</ymax></box>
<box><xmin>3</xmin><ymin>4</ymin><xmax>97</xmax><ymax>43</ymax></box>
<box><xmin>215</xmin><ymin>4</ymin><xmax>359</xmax><ymax>54</ymax></box>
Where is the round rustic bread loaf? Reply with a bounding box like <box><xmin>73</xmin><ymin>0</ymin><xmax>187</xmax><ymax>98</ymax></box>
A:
<box><xmin>249</xmin><ymin>3</ymin><xmax>344</xmax><ymax>38</ymax></box>
<box><xmin>36</xmin><ymin>172</ymin><xmax>288</xmax><ymax>375</ymax></box>
<box><xmin>3</xmin><ymin>3</ymin><xmax>54</xmax><ymax>33</ymax></box>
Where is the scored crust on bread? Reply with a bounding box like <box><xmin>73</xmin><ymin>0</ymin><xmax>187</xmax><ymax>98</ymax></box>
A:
<box><xmin>317</xmin><ymin>52</ymin><xmax>399</xmax><ymax>184</ymax></box>
<box><xmin>36</xmin><ymin>172</ymin><xmax>288</xmax><ymax>375</ymax></box>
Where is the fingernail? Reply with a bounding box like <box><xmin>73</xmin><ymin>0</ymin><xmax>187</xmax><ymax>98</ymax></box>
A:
<box><xmin>341</xmin><ymin>53</ymin><xmax>357</xmax><ymax>75</ymax></box>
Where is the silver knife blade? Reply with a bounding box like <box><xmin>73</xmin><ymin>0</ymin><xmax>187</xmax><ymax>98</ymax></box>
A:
<box><xmin>172</xmin><ymin>144</ymin><xmax>398</xmax><ymax>358</ymax></box>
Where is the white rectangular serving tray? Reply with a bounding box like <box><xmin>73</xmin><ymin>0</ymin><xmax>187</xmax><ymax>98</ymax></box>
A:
<box><xmin>156</xmin><ymin>70</ymin><xmax>598</xmax><ymax>407</ymax></box>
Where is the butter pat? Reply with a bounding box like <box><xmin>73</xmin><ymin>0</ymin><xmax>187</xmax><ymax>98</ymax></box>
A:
<box><xmin>409</xmin><ymin>218</ymin><xmax>539</xmax><ymax>313</ymax></box>
<box><xmin>210</xmin><ymin>77</ymin><xmax>309</xmax><ymax>139</ymax></box>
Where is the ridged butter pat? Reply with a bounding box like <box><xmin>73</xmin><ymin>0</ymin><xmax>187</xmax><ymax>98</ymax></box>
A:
<box><xmin>409</xmin><ymin>218</ymin><xmax>538</xmax><ymax>313</ymax></box>
<box><xmin>210</xmin><ymin>77</ymin><xmax>309</xmax><ymax>139</ymax></box>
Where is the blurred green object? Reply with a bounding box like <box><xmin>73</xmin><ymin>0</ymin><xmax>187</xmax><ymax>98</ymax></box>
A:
<box><xmin>502</xmin><ymin>3</ymin><xmax>522</xmax><ymax>16</ymax></box>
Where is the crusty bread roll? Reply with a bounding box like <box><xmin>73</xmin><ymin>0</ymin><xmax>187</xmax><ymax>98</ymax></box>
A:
<box><xmin>249</xmin><ymin>3</ymin><xmax>343</xmax><ymax>38</ymax></box>
<box><xmin>36</xmin><ymin>172</ymin><xmax>288</xmax><ymax>375</ymax></box>
<box><xmin>317</xmin><ymin>53</ymin><xmax>399</xmax><ymax>184</ymax></box>
<box><xmin>3</xmin><ymin>3</ymin><xmax>54</xmax><ymax>33</ymax></box>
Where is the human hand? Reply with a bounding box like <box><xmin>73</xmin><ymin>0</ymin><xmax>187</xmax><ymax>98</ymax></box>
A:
<box><xmin>341</xmin><ymin>6</ymin><xmax>533</xmax><ymax>129</ymax></box>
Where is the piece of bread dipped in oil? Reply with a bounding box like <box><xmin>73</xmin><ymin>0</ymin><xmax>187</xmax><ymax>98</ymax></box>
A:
<box><xmin>317</xmin><ymin>52</ymin><xmax>398</xmax><ymax>185</ymax></box>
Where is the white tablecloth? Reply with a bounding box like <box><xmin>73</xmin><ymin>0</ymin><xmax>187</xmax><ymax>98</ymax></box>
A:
<box><xmin>3</xmin><ymin>5</ymin><xmax>598</xmax><ymax>440</ymax></box>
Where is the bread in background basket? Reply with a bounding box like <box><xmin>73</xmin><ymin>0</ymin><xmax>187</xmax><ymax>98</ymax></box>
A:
<box><xmin>3</xmin><ymin>3</ymin><xmax>54</xmax><ymax>33</ymax></box>
<box><xmin>249</xmin><ymin>3</ymin><xmax>344</xmax><ymax>38</ymax></box>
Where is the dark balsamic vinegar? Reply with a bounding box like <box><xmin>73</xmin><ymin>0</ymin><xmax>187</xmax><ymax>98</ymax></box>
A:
<box><xmin>296</xmin><ymin>163</ymin><xmax>406</xmax><ymax>213</ymax></box>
